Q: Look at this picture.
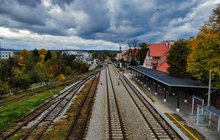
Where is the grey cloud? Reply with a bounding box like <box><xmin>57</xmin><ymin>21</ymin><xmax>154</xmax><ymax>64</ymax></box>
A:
<box><xmin>0</xmin><ymin>0</ymin><xmax>218</xmax><ymax>47</ymax></box>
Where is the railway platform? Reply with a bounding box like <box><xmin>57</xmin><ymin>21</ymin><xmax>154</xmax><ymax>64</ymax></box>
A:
<box><xmin>125</xmin><ymin>72</ymin><xmax>220</xmax><ymax>140</ymax></box>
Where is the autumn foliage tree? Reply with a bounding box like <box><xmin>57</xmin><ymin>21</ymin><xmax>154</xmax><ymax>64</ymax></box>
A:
<box><xmin>187</xmin><ymin>5</ymin><xmax>220</xmax><ymax>87</ymax></box>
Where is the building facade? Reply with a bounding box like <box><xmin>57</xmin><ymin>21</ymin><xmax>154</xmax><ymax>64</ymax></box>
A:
<box><xmin>0</xmin><ymin>50</ymin><xmax>14</xmax><ymax>59</ymax></box>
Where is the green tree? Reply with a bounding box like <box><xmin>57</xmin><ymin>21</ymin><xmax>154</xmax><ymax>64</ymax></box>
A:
<box><xmin>139</xmin><ymin>42</ymin><xmax>148</xmax><ymax>65</ymax></box>
<box><xmin>205</xmin><ymin>5</ymin><xmax>220</xmax><ymax>32</ymax></box>
<box><xmin>92</xmin><ymin>52</ymin><xmax>97</xmax><ymax>59</ymax></box>
<box><xmin>33</xmin><ymin>49</ymin><xmax>39</xmax><ymax>58</ymax></box>
<box><xmin>44</xmin><ymin>50</ymin><xmax>52</xmax><ymax>61</ymax></box>
<box><xmin>167</xmin><ymin>39</ymin><xmax>190</xmax><ymax>78</ymax></box>
<box><xmin>0</xmin><ymin>60</ymin><xmax>9</xmax><ymax>82</ymax></box>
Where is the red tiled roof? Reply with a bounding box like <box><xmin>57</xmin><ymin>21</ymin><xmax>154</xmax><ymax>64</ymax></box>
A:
<box><xmin>149</xmin><ymin>44</ymin><xmax>169</xmax><ymax>57</ymax></box>
<box><xmin>156</xmin><ymin>60</ymin><xmax>169</xmax><ymax>73</ymax></box>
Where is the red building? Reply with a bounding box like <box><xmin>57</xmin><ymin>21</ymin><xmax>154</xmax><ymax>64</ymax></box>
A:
<box><xmin>143</xmin><ymin>41</ymin><xmax>174</xmax><ymax>73</ymax></box>
<box><xmin>121</xmin><ymin>48</ymin><xmax>139</xmax><ymax>62</ymax></box>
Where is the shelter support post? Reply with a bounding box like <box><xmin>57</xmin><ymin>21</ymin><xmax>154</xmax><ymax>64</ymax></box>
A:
<box><xmin>176</xmin><ymin>91</ymin><xmax>180</xmax><ymax>112</ymax></box>
<box><xmin>192</xmin><ymin>95</ymin><xmax>194</xmax><ymax>114</ymax></box>
<box><xmin>196</xmin><ymin>105</ymin><xmax>200</xmax><ymax>125</ymax></box>
<box><xmin>141</xmin><ymin>74</ymin><xmax>144</xmax><ymax>84</ymax></box>
<box><xmin>218</xmin><ymin>117</ymin><xmax>220</xmax><ymax>132</ymax></box>
<box><xmin>135</xmin><ymin>71</ymin><xmax>137</xmax><ymax>79</ymax></box>
<box><xmin>164</xmin><ymin>87</ymin><xmax>167</xmax><ymax>102</ymax></box>
<box><xmin>144</xmin><ymin>76</ymin><xmax>146</xmax><ymax>87</ymax></box>
<box><xmin>148</xmin><ymin>78</ymin><xmax>151</xmax><ymax>90</ymax></box>
<box><xmin>184</xmin><ymin>92</ymin><xmax>188</xmax><ymax>103</ymax></box>
<box><xmin>209</xmin><ymin>113</ymin><xmax>212</xmax><ymax>126</ymax></box>
<box><xmin>155</xmin><ymin>82</ymin><xmax>158</xmax><ymax>95</ymax></box>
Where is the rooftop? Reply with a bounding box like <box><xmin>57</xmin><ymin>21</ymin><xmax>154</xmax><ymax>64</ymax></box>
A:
<box><xmin>156</xmin><ymin>60</ymin><xmax>169</xmax><ymax>73</ymax></box>
<box><xmin>130</xmin><ymin>66</ymin><xmax>208</xmax><ymax>88</ymax></box>
<box><xmin>148</xmin><ymin>44</ymin><xmax>169</xmax><ymax>57</ymax></box>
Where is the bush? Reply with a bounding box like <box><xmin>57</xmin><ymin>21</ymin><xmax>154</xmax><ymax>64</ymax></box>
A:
<box><xmin>0</xmin><ymin>81</ymin><xmax>9</xmax><ymax>96</ymax></box>
<box><xmin>64</xmin><ymin>66</ymin><xmax>72</xmax><ymax>75</ymax></box>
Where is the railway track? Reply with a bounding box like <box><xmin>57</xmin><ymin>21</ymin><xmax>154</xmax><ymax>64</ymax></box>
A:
<box><xmin>111</xmin><ymin>64</ymin><xmax>181</xmax><ymax>140</ymax></box>
<box><xmin>66</xmin><ymin>72</ymin><xmax>100</xmax><ymax>140</ymax></box>
<box><xmin>1</xmin><ymin>72</ymin><xmax>98</xmax><ymax>140</ymax></box>
<box><xmin>105</xmin><ymin>64</ymin><xmax>127</xmax><ymax>140</ymax></box>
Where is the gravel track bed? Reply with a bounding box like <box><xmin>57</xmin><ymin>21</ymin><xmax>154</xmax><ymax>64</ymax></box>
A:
<box><xmin>85</xmin><ymin>69</ymin><xmax>107</xmax><ymax>140</ymax></box>
<box><xmin>108</xmin><ymin>65</ymin><xmax>155</xmax><ymax>140</ymax></box>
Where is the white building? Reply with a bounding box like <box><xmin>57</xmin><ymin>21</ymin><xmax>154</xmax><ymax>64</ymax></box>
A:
<box><xmin>62</xmin><ymin>50</ymin><xmax>78</xmax><ymax>55</ymax></box>
<box><xmin>0</xmin><ymin>49</ymin><xmax>14</xmax><ymax>59</ymax></box>
<box><xmin>62</xmin><ymin>50</ymin><xmax>93</xmax><ymax>64</ymax></box>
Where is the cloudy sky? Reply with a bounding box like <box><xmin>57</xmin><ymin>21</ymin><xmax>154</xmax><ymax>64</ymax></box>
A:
<box><xmin>0</xmin><ymin>0</ymin><xmax>219</xmax><ymax>50</ymax></box>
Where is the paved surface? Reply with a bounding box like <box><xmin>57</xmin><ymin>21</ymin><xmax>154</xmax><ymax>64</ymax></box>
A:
<box><xmin>126</xmin><ymin>71</ymin><xmax>220</xmax><ymax>140</ymax></box>
<box><xmin>89</xmin><ymin>64</ymin><xmax>97</xmax><ymax>71</ymax></box>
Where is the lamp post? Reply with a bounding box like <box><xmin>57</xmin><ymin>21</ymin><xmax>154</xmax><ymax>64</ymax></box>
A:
<box><xmin>207</xmin><ymin>70</ymin><xmax>212</xmax><ymax>106</ymax></box>
<box><xmin>0</xmin><ymin>37</ymin><xmax>3</xmax><ymax>59</ymax></box>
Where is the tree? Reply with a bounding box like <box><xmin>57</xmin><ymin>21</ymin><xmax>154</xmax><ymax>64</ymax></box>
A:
<box><xmin>59</xmin><ymin>74</ymin><xmax>66</xmax><ymax>83</ymax></box>
<box><xmin>167</xmin><ymin>39</ymin><xmax>190</xmax><ymax>78</ymax></box>
<box><xmin>33</xmin><ymin>49</ymin><xmax>39</xmax><ymax>58</ymax></box>
<box><xmin>139</xmin><ymin>42</ymin><xmax>148</xmax><ymax>65</ymax></box>
<box><xmin>205</xmin><ymin>5</ymin><xmax>220</xmax><ymax>32</ymax></box>
<box><xmin>44</xmin><ymin>50</ymin><xmax>52</xmax><ymax>61</ymax></box>
<box><xmin>187</xmin><ymin>6</ymin><xmax>220</xmax><ymax>87</ymax></box>
<box><xmin>33</xmin><ymin>48</ymin><xmax>39</xmax><ymax>62</ymax></box>
<box><xmin>92</xmin><ymin>52</ymin><xmax>97</xmax><ymax>59</ymax></box>
<box><xmin>0</xmin><ymin>60</ymin><xmax>9</xmax><ymax>82</ymax></box>
<box><xmin>19</xmin><ymin>49</ymin><xmax>32</xmax><ymax>57</ymax></box>
<box><xmin>130</xmin><ymin>58</ymin><xmax>136</xmax><ymax>66</ymax></box>
<box><xmin>39</xmin><ymin>48</ymin><xmax>47</xmax><ymax>56</ymax></box>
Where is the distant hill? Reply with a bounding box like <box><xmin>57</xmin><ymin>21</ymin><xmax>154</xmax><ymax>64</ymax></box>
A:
<box><xmin>0</xmin><ymin>47</ymin><xmax>20</xmax><ymax>52</ymax></box>
<box><xmin>0</xmin><ymin>48</ymin><xmax>118</xmax><ymax>53</ymax></box>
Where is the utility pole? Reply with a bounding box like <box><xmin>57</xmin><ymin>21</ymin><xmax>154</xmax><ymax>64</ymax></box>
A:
<box><xmin>117</xmin><ymin>44</ymin><xmax>122</xmax><ymax>68</ymax></box>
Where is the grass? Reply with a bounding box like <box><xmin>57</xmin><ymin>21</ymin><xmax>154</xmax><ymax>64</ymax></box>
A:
<box><xmin>0</xmin><ymin>87</ymin><xmax>63</xmax><ymax>132</ymax></box>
